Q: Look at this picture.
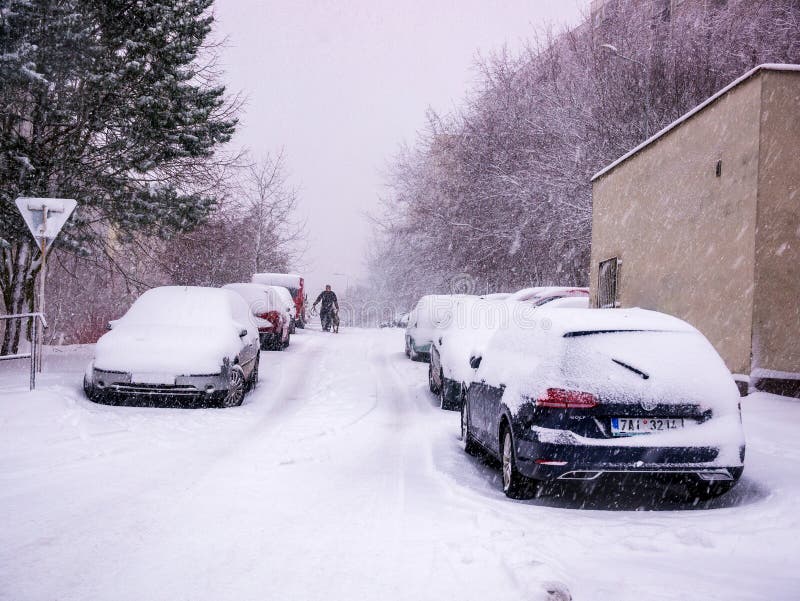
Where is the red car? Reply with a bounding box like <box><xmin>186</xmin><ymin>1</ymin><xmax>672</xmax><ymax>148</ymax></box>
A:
<box><xmin>252</xmin><ymin>273</ymin><xmax>307</xmax><ymax>328</ymax></box>
<box><xmin>223</xmin><ymin>283</ymin><xmax>290</xmax><ymax>351</ymax></box>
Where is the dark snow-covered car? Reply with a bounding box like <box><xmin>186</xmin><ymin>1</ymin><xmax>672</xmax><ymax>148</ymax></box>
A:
<box><xmin>223</xmin><ymin>283</ymin><xmax>290</xmax><ymax>350</ymax></box>
<box><xmin>84</xmin><ymin>286</ymin><xmax>260</xmax><ymax>408</ymax></box>
<box><xmin>461</xmin><ymin>308</ymin><xmax>746</xmax><ymax>500</ymax></box>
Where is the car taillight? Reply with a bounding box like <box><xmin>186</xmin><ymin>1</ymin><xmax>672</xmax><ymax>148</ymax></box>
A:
<box><xmin>258</xmin><ymin>311</ymin><xmax>281</xmax><ymax>325</ymax></box>
<box><xmin>536</xmin><ymin>388</ymin><xmax>598</xmax><ymax>409</ymax></box>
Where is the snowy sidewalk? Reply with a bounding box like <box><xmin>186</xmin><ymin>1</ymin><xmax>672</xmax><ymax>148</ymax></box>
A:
<box><xmin>0</xmin><ymin>329</ymin><xmax>798</xmax><ymax>601</ymax></box>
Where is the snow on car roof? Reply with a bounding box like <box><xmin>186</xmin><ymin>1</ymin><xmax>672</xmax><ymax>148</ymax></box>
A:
<box><xmin>535</xmin><ymin>307</ymin><xmax>696</xmax><ymax>338</ymax></box>
<box><xmin>224</xmin><ymin>283</ymin><xmax>285</xmax><ymax>314</ymax></box>
<box><xmin>120</xmin><ymin>286</ymin><xmax>238</xmax><ymax>327</ymax></box>
<box><xmin>508</xmin><ymin>286</ymin><xmax>587</xmax><ymax>302</ymax></box>
<box><xmin>252</xmin><ymin>273</ymin><xmax>303</xmax><ymax>288</ymax></box>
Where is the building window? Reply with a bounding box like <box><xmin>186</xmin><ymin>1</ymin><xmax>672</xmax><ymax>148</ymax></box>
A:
<box><xmin>598</xmin><ymin>257</ymin><xmax>621</xmax><ymax>308</ymax></box>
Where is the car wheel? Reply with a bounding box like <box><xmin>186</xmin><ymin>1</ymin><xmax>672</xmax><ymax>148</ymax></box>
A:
<box><xmin>439</xmin><ymin>372</ymin><xmax>455</xmax><ymax>410</ymax></box>
<box><xmin>428</xmin><ymin>362</ymin><xmax>438</xmax><ymax>393</ymax></box>
<box><xmin>247</xmin><ymin>352</ymin><xmax>260</xmax><ymax>391</ymax></box>
<box><xmin>409</xmin><ymin>339</ymin><xmax>423</xmax><ymax>362</ymax></box>
<box><xmin>501</xmin><ymin>427</ymin><xmax>536</xmax><ymax>499</ymax></box>
<box><xmin>460</xmin><ymin>398</ymin><xmax>479</xmax><ymax>456</ymax></box>
<box><xmin>83</xmin><ymin>375</ymin><xmax>101</xmax><ymax>403</ymax></box>
<box><xmin>220</xmin><ymin>365</ymin><xmax>245</xmax><ymax>408</ymax></box>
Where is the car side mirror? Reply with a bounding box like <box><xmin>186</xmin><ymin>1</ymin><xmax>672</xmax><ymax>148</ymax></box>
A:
<box><xmin>239</xmin><ymin>328</ymin><xmax>248</xmax><ymax>338</ymax></box>
<box><xmin>469</xmin><ymin>355</ymin><xmax>482</xmax><ymax>369</ymax></box>
<box><xmin>438</xmin><ymin>336</ymin><xmax>443</xmax><ymax>346</ymax></box>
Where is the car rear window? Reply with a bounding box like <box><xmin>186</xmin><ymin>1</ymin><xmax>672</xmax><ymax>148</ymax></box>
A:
<box><xmin>560</xmin><ymin>329</ymin><xmax>734</xmax><ymax>403</ymax></box>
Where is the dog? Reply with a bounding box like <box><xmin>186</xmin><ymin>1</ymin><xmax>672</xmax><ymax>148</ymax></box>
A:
<box><xmin>332</xmin><ymin>308</ymin><xmax>340</xmax><ymax>333</ymax></box>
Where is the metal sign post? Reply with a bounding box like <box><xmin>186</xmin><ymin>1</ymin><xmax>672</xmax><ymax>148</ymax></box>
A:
<box><xmin>14</xmin><ymin>197</ymin><xmax>77</xmax><ymax>372</ymax></box>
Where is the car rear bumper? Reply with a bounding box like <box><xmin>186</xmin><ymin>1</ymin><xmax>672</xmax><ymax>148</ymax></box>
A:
<box><xmin>514</xmin><ymin>437</ymin><xmax>744</xmax><ymax>483</ymax></box>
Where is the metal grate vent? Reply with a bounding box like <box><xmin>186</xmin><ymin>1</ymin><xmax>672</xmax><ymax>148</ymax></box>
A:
<box><xmin>598</xmin><ymin>257</ymin><xmax>621</xmax><ymax>308</ymax></box>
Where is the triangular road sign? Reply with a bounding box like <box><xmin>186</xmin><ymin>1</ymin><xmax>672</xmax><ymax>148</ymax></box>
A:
<box><xmin>14</xmin><ymin>197</ymin><xmax>77</xmax><ymax>243</ymax></box>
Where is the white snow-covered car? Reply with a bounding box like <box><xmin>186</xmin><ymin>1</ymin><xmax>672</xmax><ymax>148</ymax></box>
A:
<box><xmin>507</xmin><ymin>286</ymin><xmax>588</xmax><ymax>304</ymax></box>
<box><xmin>223</xmin><ymin>283</ymin><xmax>291</xmax><ymax>350</ymax></box>
<box><xmin>429</xmin><ymin>297</ymin><xmax>508</xmax><ymax>410</ymax></box>
<box><xmin>405</xmin><ymin>295</ymin><xmax>473</xmax><ymax>362</ymax></box>
<box><xmin>84</xmin><ymin>286</ymin><xmax>260</xmax><ymax>408</ymax></box>
<box><xmin>461</xmin><ymin>308</ymin><xmax>746</xmax><ymax>500</ymax></box>
<box><xmin>506</xmin><ymin>286</ymin><xmax>550</xmax><ymax>302</ymax></box>
<box><xmin>536</xmin><ymin>296</ymin><xmax>590</xmax><ymax>309</ymax></box>
<box><xmin>269</xmin><ymin>285</ymin><xmax>298</xmax><ymax>333</ymax></box>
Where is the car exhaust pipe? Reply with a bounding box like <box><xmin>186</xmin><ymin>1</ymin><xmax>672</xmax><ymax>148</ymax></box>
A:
<box><xmin>697</xmin><ymin>470</ymin><xmax>733</xmax><ymax>481</ymax></box>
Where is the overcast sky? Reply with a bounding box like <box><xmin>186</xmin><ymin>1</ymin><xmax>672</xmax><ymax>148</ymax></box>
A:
<box><xmin>214</xmin><ymin>0</ymin><xmax>585</xmax><ymax>295</ymax></box>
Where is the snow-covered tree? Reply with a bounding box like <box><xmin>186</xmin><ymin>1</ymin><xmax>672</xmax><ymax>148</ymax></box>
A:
<box><xmin>0</xmin><ymin>0</ymin><xmax>237</xmax><ymax>353</ymax></box>
<box><xmin>367</xmin><ymin>0</ymin><xmax>800</xmax><ymax>318</ymax></box>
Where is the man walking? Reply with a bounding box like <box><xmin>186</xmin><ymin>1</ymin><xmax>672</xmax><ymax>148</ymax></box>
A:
<box><xmin>312</xmin><ymin>285</ymin><xmax>339</xmax><ymax>332</ymax></box>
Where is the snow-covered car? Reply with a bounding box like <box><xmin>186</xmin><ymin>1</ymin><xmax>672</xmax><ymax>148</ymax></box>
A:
<box><xmin>506</xmin><ymin>286</ymin><xmax>549</xmax><ymax>302</ymax></box>
<box><xmin>269</xmin><ymin>285</ymin><xmax>298</xmax><ymax>334</ymax></box>
<box><xmin>405</xmin><ymin>295</ymin><xmax>472</xmax><ymax>362</ymax></box>
<box><xmin>461</xmin><ymin>308</ymin><xmax>746</xmax><ymax>500</ymax></box>
<box><xmin>252</xmin><ymin>272</ymin><xmax>307</xmax><ymax>328</ymax></box>
<box><xmin>84</xmin><ymin>286</ymin><xmax>260</xmax><ymax>408</ymax></box>
<box><xmin>223</xmin><ymin>283</ymin><xmax>290</xmax><ymax>350</ymax></box>
<box><xmin>507</xmin><ymin>286</ymin><xmax>588</xmax><ymax>304</ymax></box>
<box><xmin>528</xmin><ymin>287</ymin><xmax>589</xmax><ymax>306</ymax></box>
<box><xmin>536</xmin><ymin>296</ymin><xmax>590</xmax><ymax>309</ymax></box>
<box><xmin>429</xmin><ymin>297</ymin><xmax>507</xmax><ymax>410</ymax></box>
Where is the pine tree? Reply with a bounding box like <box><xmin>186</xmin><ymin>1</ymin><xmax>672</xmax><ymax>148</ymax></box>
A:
<box><xmin>0</xmin><ymin>0</ymin><xmax>237</xmax><ymax>353</ymax></box>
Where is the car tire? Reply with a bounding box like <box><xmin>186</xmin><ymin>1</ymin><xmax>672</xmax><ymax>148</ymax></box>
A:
<box><xmin>461</xmin><ymin>398</ymin><xmax>479</xmax><ymax>456</ymax></box>
<box><xmin>428</xmin><ymin>362</ymin><xmax>439</xmax><ymax>393</ymax></box>
<box><xmin>408</xmin><ymin>338</ymin><xmax>420</xmax><ymax>361</ymax></box>
<box><xmin>501</xmin><ymin>427</ymin><xmax>536</xmax><ymax>500</ymax></box>
<box><xmin>83</xmin><ymin>375</ymin><xmax>102</xmax><ymax>403</ymax></box>
<box><xmin>220</xmin><ymin>365</ymin><xmax>245</xmax><ymax>408</ymax></box>
<box><xmin>246</xmin><ymin>352</ymin><xmax>260</xmax><ymax>391</ymax></box>
<box><xmin>439</xmin><ymin>373</ymin><xmax>458</xmax><ymax>411</ymax></box>
<box><xmin>268</xmin><ymin>334</ymin><xmax>283</xmax><ymax>351</ymax></box>
<box><xmin>283</xmin><ymin>333</ymin><xmax>290</xmax><ymax>348</ymax></box>
<box><xmin>405</xmin><ymin>337</ymin><xmax>411</xmax><ymax>358</ymax></box>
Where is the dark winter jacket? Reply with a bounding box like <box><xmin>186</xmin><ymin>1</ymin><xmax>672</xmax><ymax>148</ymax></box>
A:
<box><xmin>314</xmin><ymin>290</ymin><xmax>339</xmax><ymax>314</ymax></box>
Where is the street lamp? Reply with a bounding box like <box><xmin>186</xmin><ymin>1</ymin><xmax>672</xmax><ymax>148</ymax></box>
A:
<box><xmin>600</xmin><ymin>43</ymin><xmax>651</xmax><ymax>138</ymax></box>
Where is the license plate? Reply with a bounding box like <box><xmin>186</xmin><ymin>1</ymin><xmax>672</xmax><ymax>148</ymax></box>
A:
<box><xmin>610</xmin><ymin>417</ymin><xmax>685</xmax><ymax>436</ymax></box>
<box><xmin>131</xmin><ymin>373</ymin><xmax>175</xmax><ymax>385</ymax></box>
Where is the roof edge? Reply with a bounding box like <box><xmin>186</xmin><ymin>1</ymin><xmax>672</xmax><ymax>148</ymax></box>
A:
<box><xmin>590</xmin><ymin>63</ymin><xmax>800</xmax><ymax>183</ymax></box>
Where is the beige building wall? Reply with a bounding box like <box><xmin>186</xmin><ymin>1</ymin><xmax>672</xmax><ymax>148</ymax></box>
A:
<box><xmin>752</xmin><ymin>71</ymin><xmax>800</xmax><ymax>375</ymax></box>
<box><xmin>590</xmin><ymin>74</ymin><xmax>763</xmax><ymax>374</ymax></box>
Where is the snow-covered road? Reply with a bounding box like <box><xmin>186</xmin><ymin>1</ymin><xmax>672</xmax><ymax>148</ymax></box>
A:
<box><xmin>1</xmin><ymin>327</ymin><xmax>798</xmax><ymax>601</ymax></box>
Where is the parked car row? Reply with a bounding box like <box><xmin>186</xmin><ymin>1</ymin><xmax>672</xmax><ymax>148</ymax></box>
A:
<box><xmin>84</xmin><ymin>276</ymin><xmax>303</xmax><ymax>408</ymax></box>
<box><xmin>405</xmin><ymin>287</ymin><xmax>746</xmax><ymax>501</ymax></box>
